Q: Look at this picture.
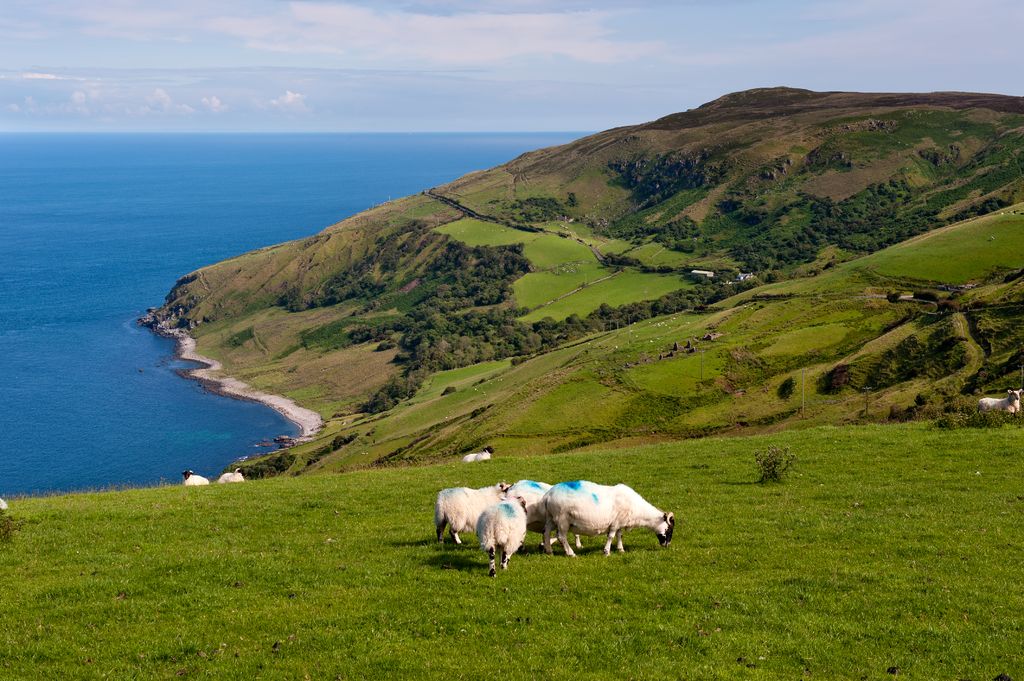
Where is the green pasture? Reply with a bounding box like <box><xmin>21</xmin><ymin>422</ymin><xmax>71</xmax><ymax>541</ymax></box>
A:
<box><xmin>522</xmin><ymin>234</ymin><xmax>595</xmax><ymax>270</ymax></box>
<box><xmin>521</xmin><ymin>271</ymin><xmax>690</xmax><ymax>323</ymax></box>
<box><xmin>434</xmin><ymin>218</ymin><xmax>540</xmax><ymax>247</ymax></box>
<box><xmin>860</xmin><ymin>209</ymin><xmax>1024</xmax><ymax>284</ymax></box>
<box><xmin>2</xmin><ymin>424</ymin><xmax>1022</xmax><ymax>679</ymax></box>
<box><xmin>513</xmin><ymin>262</ymin><xmax>607</xmax><ymax>309</ymax></box>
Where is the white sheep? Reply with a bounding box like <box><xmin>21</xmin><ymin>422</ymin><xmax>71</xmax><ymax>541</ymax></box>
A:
<box><xmin>542</xmin><ymin>480</ymin><xmax>674</xmax><ymax>557</ymax></box>
<box><xmin>182</xmin><ymin>470</ymin><xmax>210</xmax><ymax>486</ymax></box>
<box><xmin>462</xmin><ymin>446</ymin><xmax>494</xmax><ymax>463</ymax></box>
<box><xmin>434</xmin><ymin>482</ymin><xmax>510</xmax><ymax>544</ymax></box>
<box><xmin>0</xmin><ymin>497</ymin><xmax>7</xmax><ymax>511</ymax></box>
<box><xmin>217</xmin><ymin>469</ymin><xmax>245</xmax><ymax>484</ymax></box>
<box><xmin>978</xmin><ymin>389</ymin><xmax>1022</xmax><ymax>413</ymax></box>
<box><xmin>476</xmin><ymin>496</ymin><xmax>528</xmax><ymax>577</ymax></box>
<box><xmin>506</xmin><ymin>480</ymin><xmax>581</xmax><ymax>550</ymax></box>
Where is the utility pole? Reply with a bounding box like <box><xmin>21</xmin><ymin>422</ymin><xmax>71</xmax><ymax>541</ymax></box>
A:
<box><xmin>801</xmin><ymin>367</ymin><xmax>806</xmax><ymax>417</ymax></box>
<box><xmin>863</xmin><ymin>386</ymin><xmax>873</xmax><ymax>416</ymax></box>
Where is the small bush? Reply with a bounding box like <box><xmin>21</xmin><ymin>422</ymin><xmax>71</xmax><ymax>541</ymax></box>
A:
<box><xmin>0</xmin><ymin>511</ymin><xmax>24</xmax><ymax>543</ymax></box>
<box><xmin>441</xmin><ymin>386</ymin><xmax>457</xmax><ymax>396</ymax></box>
<box><xmin>886</xmin><ymin>291</ymin><xmax>902</xmax><ymax>303</ymax></box>
<box><xmin>755</xmin><ymin>445</ymin><xmax>795</xmax><ymax>483</ymax></box>
<box><xmin>777</xmin><ymin>376</ymin><xmax>795</xmax><ymax>400</ymax></box>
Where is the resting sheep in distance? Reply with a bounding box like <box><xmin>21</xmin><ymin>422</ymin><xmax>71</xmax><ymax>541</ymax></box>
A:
<box><xmin>542</xmin><ymin>480</ymin><xmax>674</xmax><ymax>557</ymax></box>
<box><xmin>217</xmin><ymin>469</ymin><xmax>245</xmax><ymax>484</ymax></box>
<box><xmin>0</xmin><ymin>497</ymin><xmax>7</xmax><ymax>511</ymax></box>
<box><xmin>182</xmin><ymin>470</ymin><xmax>210</xmax><ymax>486</ymax></box>
<box><xmin>462</xmin><ymin>446</ymin><xmax>494</xmax><ymax>463</ymax></box>
<box><xmin>434</xmin><ymin>482</ymin><xmax>510</xmax><ymax>544</ymax></box>
<box><xmin>978</xmin><ymin>389</ymin><xmax>1022</xmax><ymax>414</ymax></box>
<box><xmin>476</xmin><ymin>495</ymin><xmax>528</xmax><ymax>577</ymax></box>
<box><xmin>506</xmin><ymin>480</ymin><xmax>581</xmax><ymax>550</ymax></box>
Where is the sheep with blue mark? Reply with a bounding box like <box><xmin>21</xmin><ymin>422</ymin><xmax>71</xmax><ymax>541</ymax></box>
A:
<box><xmin>476</xmin><ymin>495</ymin><xmax>528</xmax><ymax>577</ymax></box>
<box><xmin>505</xmin><ymin>480</ymin><xmax>581</xmax><ymax>550</ymax></box>
<box><xmin>542</xmin><ymin>480</ymin><xmax>674</xmax><ymax>557</ymax></box>
<box><xmin>434</xmin><ymin>482</ymin><xmax>510</xmax><ymax>544</ymax></box>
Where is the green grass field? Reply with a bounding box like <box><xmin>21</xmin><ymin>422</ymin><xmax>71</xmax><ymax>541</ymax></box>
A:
<box><xmin>859</xmin><ymin>209</ymin><xmax>1024</xmax><ymax>284</ymax></box>
<box><xmin>434</xmin><ymin>217</ymin><xmax>541</xmax><ymax>247</ymax></box>
<box><xmin>521</xmin><ymin>271</ymin><xmax>690</xmax><ymax>322</ymax></box>
<box><xmin>513</xmin><ymin>262</ymin><xmax>607</xmax><ymax>309</ymax></box>
<box><xmin>2</xmin><ymin>423</ymin><xmax>1022</xmax><ymax>679</ymax></box>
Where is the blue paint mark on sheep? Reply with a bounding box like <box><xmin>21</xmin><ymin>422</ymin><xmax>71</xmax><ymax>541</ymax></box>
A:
<box><xmin>499</xmin><ymin>502</ymin><xmax>517</xmax><ymax>518</ymax></box>
<box><xmin>563</xmin><ymin>480</ymin><xmax>583</xmax><ymax>491</ymax></box>
<box><xmin>591</xmin><ymin>493</ymin><xmax>599</xmax><ymax>505</ymax></box>
<box><xmin>522</xmin><ymin>480</ymin><xmax>544</xmax><ymax>491</ymax></box>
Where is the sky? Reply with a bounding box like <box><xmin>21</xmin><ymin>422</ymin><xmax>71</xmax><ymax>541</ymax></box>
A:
<box><xmin>1</xmin><ymin>0</ymin><xmax>1021</xmax><ymax>132</ymax></box>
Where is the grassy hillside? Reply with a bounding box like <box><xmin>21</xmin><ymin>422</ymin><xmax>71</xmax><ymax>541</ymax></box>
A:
<box><xmin>2</xmin><ymin>424</ymin><xmax>1022</xmax><ymax>679</ymax></box>
<box><xmin>146</xmin><ymin>88</ymin><xmax>1024</xmax><ymax>475</ymax></box>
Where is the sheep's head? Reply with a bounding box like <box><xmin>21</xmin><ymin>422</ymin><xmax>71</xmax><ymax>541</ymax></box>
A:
<box><xmin>1009</xmin><ymin>389</ymin><xmax>1022</xmax><ymax>405</ymax></box>
<box><xmin>182</xmin><ymin>470</ymin><xmax>193</xmax><ymax>480</ymax></box>
<box><xmin>511</xmin><ymin>495</ymin><xmax>528</xmax><ymax>512</ymax></box>
<box><xmin>497</xmin><ymin>482</ymin><xmax>511</xmax><ymax>494</ymax></box>
<box><xmin>655</xmin><ymin>512</ymin><xmax>675</xmax><ymax>547</ymax></box>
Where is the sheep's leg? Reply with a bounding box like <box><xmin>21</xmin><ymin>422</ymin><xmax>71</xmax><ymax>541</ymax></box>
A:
<box><xmin>574</xmin><ymin>533</ymin><xmax>582</xmax><ymax>549</ymax></box>
<box><xmin>558</xmin><ymin>523</ymin><xmax>576</xmax><ymax>558</ymax></box>
<box><xmin>603</xmin><ymin>529</ymin><xmax>616</xmax><ymax>556</ymax></box>
<box><xmin>488</xmin><ymin>547</ymin><xmax>496</xmax><ymax>577</ymax></box>
<box><xmin>450</xmin><ymin>528</ymin><xmax>462</xmax><ymax>545</ymax></box>
<box><xmin>543</xmin><ymin>520</ymin><xmax>555</xmax><ymax>555</ymax></box>
<box><xmin>500</xmin><ymin>549</ymin><xmax>510</xmax><ymax>570</ymax></box>
<box><xmin>616</xmin><ymin>529</ymin><xmax>625</xmax><ymax>553</ymax></box>
<box><xmin>436</xmin><ymin>518</ymin><xmax>447</xmax><ymax>544</ymax></box>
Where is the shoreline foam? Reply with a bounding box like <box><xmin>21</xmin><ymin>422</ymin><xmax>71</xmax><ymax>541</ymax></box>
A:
<box><xmin>158</xmin><ymin>325</ymin><xmax>323</xmax><ymax>441</ymax></box>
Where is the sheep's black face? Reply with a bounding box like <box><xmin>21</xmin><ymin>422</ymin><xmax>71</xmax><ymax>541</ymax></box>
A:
<box><xmin>656</xmin><ymin>512</ymin><xmax>675</xmax><ymax>547</ymax></box>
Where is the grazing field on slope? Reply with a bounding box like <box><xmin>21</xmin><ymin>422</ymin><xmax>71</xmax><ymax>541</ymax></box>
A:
<box><xmin>1</xmin><ymin>424</ymin><xmax>1022</xmax><ymax>679</ymax></box>
<box><xmin>521</xmin><ymin>234</ymin><xmax>595</xmax><ymax>270</ymax></box>
<box><xmin>858</xmin><ymin>207</ymin><xmax>1024</xmax><ymax>284</ymax></box>
<box><xmin>521</xmin><ymin>271</ymin><xmax>690</xmax><ymax>322</ymax></box>
<box><xmin>434</xmin><ymin>217</ymin><xmax>540</xmax><ymax>247</ymax></box>
<box><xmin>513</xmin><ymin>261</ymin><xmax>607</xmax><ymax>309</ymax></box>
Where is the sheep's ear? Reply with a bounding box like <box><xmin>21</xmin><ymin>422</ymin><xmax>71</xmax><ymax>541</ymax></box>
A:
<box><xmin>666</xmin><ymin>512</ymin><xmax>675</xmax><ymax>524</ymax></box>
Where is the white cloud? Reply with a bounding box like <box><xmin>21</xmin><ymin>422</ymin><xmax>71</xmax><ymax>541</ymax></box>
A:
<box><xmin>145</xmin><ymin>87</ymin><xmax>194</xmax><ymax>114</ymax></box>
<box><xmin>268</xmin><ymin>89</ymin><xmax>307</xmax><ymax>112</ymax></box>
<box><xmin>201</xmin><ymin>95</ymin><xmax>228</xmax><ymax>112</ymax></box>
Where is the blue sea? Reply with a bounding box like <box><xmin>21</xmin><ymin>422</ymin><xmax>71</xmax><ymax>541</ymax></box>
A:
<box><xmin>0</xmin><ymin>132</ymin><xmax>578</xmax><ymax>496</ymax></box>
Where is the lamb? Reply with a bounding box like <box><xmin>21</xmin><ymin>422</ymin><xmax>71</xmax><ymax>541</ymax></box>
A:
<box><xmin>434</xmin><ymin>482</ymin><xmax>510</xmax><ymax>544</ymax></box>
<box><xmin>505</xmin><ymin>479</ymin><xmax>581</xmax><ymax>549</ymax></box>
<box><xmin>182</xmin><ymin>470</ymin><xmax>210</xmax><ymax>486</ymax></box>
<box><xmin>462</xmin><ymin>446</ymin><xmax>494</xmax><ymax>463</ymax></box>
<box><xmin>217</xmin><ymin>469</ymin><xmax>245</xmax><ymax>484</ymax></box>
<box><xmin>476</xmin><ymin>496</ymin><xmax>528</xmax><ymax>577</ymax></box>
<box><xmin>978</xmin><ymin>389</ymin><xmax>1022</xmax><ymax>414</ymax></box>
<box><xmin>542</xmin><ymin>480</ymin><xmax>674</xmax><ymax>557</ymax></box>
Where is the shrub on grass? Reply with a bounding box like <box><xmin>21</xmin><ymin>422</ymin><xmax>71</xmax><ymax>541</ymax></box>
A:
<box><xmin>777</xmin><ymin>376</ymin><xmax>795</xmax><ymax>400</ymax></box>
<box><xmin>441</xmin><ymin>386</ymin><xmax>457</xmax><ymax>396</ymax></box>
<box><xmin>755</xmin><ymin>445</ymin><xmax>795</xmax><ymax>483</ymax></box>
<box><xmin>0</xmin><ymin>511</ymin><xmax>24</xmax><ymax>543</ymax></box>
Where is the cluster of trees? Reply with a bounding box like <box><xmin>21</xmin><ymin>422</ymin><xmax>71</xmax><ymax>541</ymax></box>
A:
<box><xmin>608</xmin><ymin>150</ymin><xmax>727</xmax><ymax>210</ymax></box>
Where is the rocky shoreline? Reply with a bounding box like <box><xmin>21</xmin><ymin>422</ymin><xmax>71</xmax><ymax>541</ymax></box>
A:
<box><xmin>139</xmin><ymin>310</ymin><xmax>324</xmax><ymax>442</ymax></box>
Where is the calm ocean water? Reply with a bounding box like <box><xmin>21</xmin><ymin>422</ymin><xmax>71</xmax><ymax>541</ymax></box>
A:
<box><xmin>0</xmin><ymin>132</ymin><xmax>578</xmax><ymax>495</ymax></box>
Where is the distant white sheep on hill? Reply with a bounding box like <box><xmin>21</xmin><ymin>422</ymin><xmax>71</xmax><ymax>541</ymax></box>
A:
<box><xmin>0</xmin><ymin>497</ymin><xmax>7</xmax><ymax>511</ymax></box>
<box><xmin>217</xmin><ymin>469</ymin><xmax>245</xmax><ymax>484</ymax></box>
<box><xmin>978</xmin><ymin>389</ymin><xmax>1022</xmax><ymax>414</ymax></box>
<box><xmin>542</xmin><ymin>480</ymin><xmax>674</xmax><ymax>557</ymax></box>
<box><xmin>476</xmin><ymin>496</ymin><xmax>528</xmax><ymax>577</ymax></box>
<box><xmin>182</xmin><ymin>470</ymin><xmax>210</xmax><ymax>486</ymax></box>
<box><xmin>462</xmin><ymin>446</ymin><xmax>494</xmax><ymax>463</ymax></box>
<box><xmin>434</xmin><ymin>482</ymin><xmax>509</xmax><ymax>544</ymax></box>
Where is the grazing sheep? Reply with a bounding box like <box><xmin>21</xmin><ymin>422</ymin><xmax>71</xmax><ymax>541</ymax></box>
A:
<box><xmin>0</xmin><ymin>497</ymin><xmax>7</xmax><ymax>511</ymax></box>
<box><xmin>506</xmin><ymin>480</ymin><xmax>581</xmax><ymax>550</ymax></box>
<box><xmin>217</xmin><ymin>469</ymin><xmax>245</xmax><ymax>484</ymax></box>
<box><xmin>978</xmin><ymin>389</ymin><xmax>1022</xmax><ymax>414</ymax></box>
<box><xmin>462</xmin><ymin>446</ymin><xmax>494</xmax><ymax>463</ymax></box>
<box><xmin>182</xmin><ymin>470</ymin><xmax>210</xmax><ymax>486</ymax></box>
<box><xmin>434</xmin><ymin>482</ymin><xmax>510</xmax><ymax>544</ymax></box>
<box><xmin>542</xmin><ymin>480</ymin><xmax>674</xmax><ymax>557</ymax></box>
<box><xmin>476</xmin><ymin>496</ymin><xmax>528</xmax><ymax>577</ymax></box>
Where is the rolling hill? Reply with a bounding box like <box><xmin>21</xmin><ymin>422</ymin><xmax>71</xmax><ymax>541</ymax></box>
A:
<box><xmin>146</xmin><ymin>87</ymin><xmax>1024</xmax><ymax>475</ymax></box>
